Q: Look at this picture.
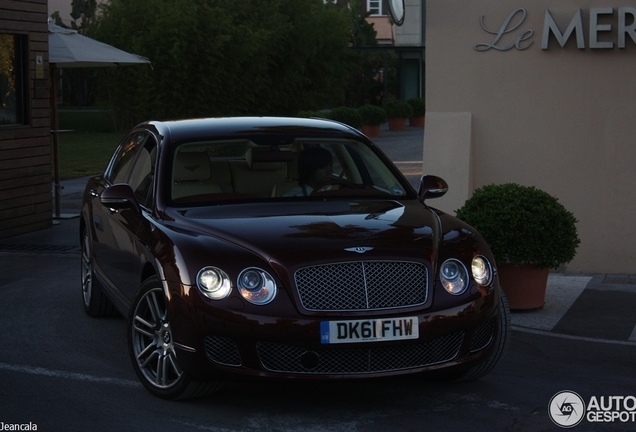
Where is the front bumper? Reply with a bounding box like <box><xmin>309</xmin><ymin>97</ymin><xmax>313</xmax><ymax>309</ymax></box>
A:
<box><xmin>167</xmin><ymin>282</ymin><xmax>501</xmax><ymax>380</ymax></box>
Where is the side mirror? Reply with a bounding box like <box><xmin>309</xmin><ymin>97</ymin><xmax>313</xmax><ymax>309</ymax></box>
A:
<box><xmin>100</xmin><ymin>183</ymin><xmax>140</xmax><ymax>212</ymax></box>
<box><xmin>417</xmin><ymin>175</ymin><xmax>449</xmax><ymax>201</ymax></box>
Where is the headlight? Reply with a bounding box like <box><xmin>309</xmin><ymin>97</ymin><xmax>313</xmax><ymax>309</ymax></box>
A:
<box><xmin>237</xmin><ymin>268</ymin><xmax>277</xmax><ymax>305</ymax></box>
<box><xmin>197</xmin><ymin>267</ymin><xmax>231</xmax><ymax>300</ymax></box>
<box><xmin>440</xmin><ymin>259</ymin><xmax>468</xmax><ymax>295</ymax></box>
<box><xmin>471</xmin><ymin>256</ymin><xmax>493</xmax><ymax>286</ymax></box>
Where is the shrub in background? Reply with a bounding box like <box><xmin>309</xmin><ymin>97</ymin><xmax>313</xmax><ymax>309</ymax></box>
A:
<box><xmin>327</xmin><ymin>106</ymin><xmax>364</xmax><ymax>128</ymax></box>
<box><xmin>358</xmin><ymin>104</ymin><xmax>387</xmax><ymax>125</ymax></box>
<box><xmin>384</xmin><ymin>99</ymin><xmax>413</xmax><ymax>119</ymax></box>
<box><xmin>407</xmin><ymin>98</ymin><xmax>425</xmax><ymax>117</ymax></box>
<box><xmin>455</xmin><ymin>183</ymin><xmax>580</xmax><ymax>269</ymax></box>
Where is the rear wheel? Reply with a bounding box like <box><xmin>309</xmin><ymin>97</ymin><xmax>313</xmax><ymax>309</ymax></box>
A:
<box><xmin>128</xmin><ymin>276</ymin><xmax>221</xmax><ymax>400</ymax></box>
<box><xmin>81</xmin><ymin>228</ymin><xmax>116</xmax><ymax>317</ymax></box>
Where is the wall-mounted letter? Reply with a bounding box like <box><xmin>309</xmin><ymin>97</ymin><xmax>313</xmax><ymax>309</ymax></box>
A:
<box><xmin>590</xmin><ymin>8</ymin><xmax>614</xmax><ymax>48</ymax></box>
<box><xmin>619</xmin><ymin>7</ymin><xmax>636</xmax><ymax>48</ymax></box>
<box><xmin>474</xmin><ymin>8</ymin><xmax>533</xmax><ymax>52</ymax></box>
<box><xmin>542</xmin><ymin>9</ymin><xmax>585</xmax><ymax>49</ymax></box>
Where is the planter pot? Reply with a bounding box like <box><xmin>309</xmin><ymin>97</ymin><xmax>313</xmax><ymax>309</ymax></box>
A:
<box><xmin>409</xmin><ymin>115</ymin><xmax>425</xmax><ymax>127</ymax></box>
<box><xmin>388</xmin><ymin>117</ymin><xmax>406</xmax><ymax>131</ymax></box>
<box><xmin>361</xmin><ymin>124</ymin><xmax>381</xmax><ymax>138</ymax></box>
<box><xmin>497</xmin><ymin>264</ymin><xmax>549</xmax><ymax>310</ymax></box>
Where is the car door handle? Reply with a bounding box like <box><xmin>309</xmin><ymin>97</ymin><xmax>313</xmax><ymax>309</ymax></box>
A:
<box><xmin>90</xmin><ymin>188</ymin><xmax>99</xmax><ymax>197</ymax></box>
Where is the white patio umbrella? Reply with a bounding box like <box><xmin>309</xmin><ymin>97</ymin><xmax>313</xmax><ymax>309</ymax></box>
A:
<box><xmin>48</xmin><ymin>22</ymin><xmax>151</xmax><ymax>217</ymax></box>
<box><xmin>49</xmin><ymin>22</ymin><xmax>150</xmax><ymax>68</ymax></box>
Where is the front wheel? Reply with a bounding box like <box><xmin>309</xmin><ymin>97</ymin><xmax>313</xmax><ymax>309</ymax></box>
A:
<box><xmin>128</xmin><ymin>277</ymin><xmax>221</xmax><ymax>400</ymax></box>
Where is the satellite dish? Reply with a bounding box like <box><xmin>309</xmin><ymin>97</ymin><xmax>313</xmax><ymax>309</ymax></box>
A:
<box><xmin>387</xmin><ymin>0</ymin><xmax>405</xmax><ymax>26</ymax></box>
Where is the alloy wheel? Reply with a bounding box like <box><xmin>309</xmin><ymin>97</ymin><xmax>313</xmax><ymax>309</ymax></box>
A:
<box><xmin>130</xmin><ymin>286</ymin><xmax>183</xmax><ymax>389</ymax></box>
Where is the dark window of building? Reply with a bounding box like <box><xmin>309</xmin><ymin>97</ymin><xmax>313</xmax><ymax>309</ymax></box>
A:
<box><xmin>0</xmin><ymin>34</ymin><xmax>28</xmax><ymax>126</ymax></box>
<box><xmin>368</xmin><ymin>0</ymin><xmax>383</xmax><ymax>16</ymax></box>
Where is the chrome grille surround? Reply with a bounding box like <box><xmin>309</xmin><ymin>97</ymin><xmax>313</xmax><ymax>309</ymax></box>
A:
<box><xmin>256</xmin><ymin>331</ymin><xmax>464</xmax><ymax>374</ymax></box>
<box><xmin>294</xmin><ymin>261</ymin><xmax>428</xmax><ymax>311</ymax></box>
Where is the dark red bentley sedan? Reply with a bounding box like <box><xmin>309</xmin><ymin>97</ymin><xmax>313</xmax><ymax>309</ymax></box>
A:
<box><xmin>80</xmin><ymin>116</ymin><xmax>509</xmax><ymax>399</ymax></box>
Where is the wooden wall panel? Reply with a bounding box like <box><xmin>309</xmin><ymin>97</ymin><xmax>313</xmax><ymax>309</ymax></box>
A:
<box><xmin>0</xmin><ymin>0</ymin><xmax>51</xmax><ymax>239</ymax></box>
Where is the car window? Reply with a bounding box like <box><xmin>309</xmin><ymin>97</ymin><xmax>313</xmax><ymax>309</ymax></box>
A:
<box><xmin>105</xmin><ymin>132</ymin><xmax>147</xmax><ymax>184</ymax></box>
<box><xmin>169</xmin><ymin>138</ymin><xmax>407</xmax><ymax>205</ymax></box>
<box><xmin>129</xmin><ymin>135</ymin><xmax>157</xmax><ymax>209</ymax></box>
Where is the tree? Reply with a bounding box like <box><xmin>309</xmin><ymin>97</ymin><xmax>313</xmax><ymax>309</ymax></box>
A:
<box><xmin>95</xmin><ymin>0</ymin><xmax>357</xmax><ymax>129</ymax></box>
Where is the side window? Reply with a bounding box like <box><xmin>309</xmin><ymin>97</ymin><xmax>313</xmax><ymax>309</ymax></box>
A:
<box><xmin>105</xmin><ymin>132</ymin><xmax>147</xmax><ymax>184</ymax></box>
<box><xmin>0</xmin><ymin>34</ymin><xmax>28</xmax><ymax>126</ymax></box>
<box><xmin>129</xmin><ymin>136</ymin><xmax>157</xmax><ymax>209</ymax></box>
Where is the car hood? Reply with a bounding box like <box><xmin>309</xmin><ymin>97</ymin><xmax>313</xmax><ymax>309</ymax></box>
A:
<box><xmin>167</xmin><ymin>200</ymin><xmax>439</xmax><ymax>269</ymax></box>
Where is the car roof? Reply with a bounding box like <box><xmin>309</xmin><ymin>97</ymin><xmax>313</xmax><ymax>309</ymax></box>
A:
<box><xmin>138</xmin><ymin>117</ymin><xmax>364</xmax><ymax>145</ymax></box>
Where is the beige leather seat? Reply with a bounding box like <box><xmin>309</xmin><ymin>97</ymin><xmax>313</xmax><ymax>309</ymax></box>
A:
<box><xmin>229</xmin><ymin>147</ymin><xmax>287</xmax><ymax>197</ymax></box>
<box><xmin>172</xmin><ymin>152</ymin><xmax>222</xmax><ymax>199</ymax></box>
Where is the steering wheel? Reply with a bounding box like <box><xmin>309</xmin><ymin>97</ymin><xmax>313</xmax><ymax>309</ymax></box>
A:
<box><xmin>310</xmin><ymin>179</ymin><xmax>359</xmax><ymax>195</ymax></box>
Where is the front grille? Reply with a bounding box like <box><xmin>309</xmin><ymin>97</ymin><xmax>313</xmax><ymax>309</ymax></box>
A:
<box><xmin>470</xmin><ymin>320</ymin><xmax>495</xmax><ymax>352</ymax></box>
<box><xmin>257</xmin><ymin>331</ymin><xmax>464</xmax><ymax>374</ymax></box>
<box><xmin>204</xmin><ymin>336</ymin><xmax>242</xmax><ymax>367</ymax></box>
<box><xmin>295</xmin><ymin>261</ymin><xmax>428</xmax><ymax>311</ymax></box>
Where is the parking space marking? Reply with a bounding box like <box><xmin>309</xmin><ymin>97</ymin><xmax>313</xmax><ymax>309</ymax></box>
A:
<box><xmin>512</xmin><ymin>326</ymin><xmax>636</xmax><ymax>347</ymax></box>
<box><xmin>0</xmin><ymin>362</ymin><xmax>141</xmax><ymax>388</ymax></box>
<box><xmin>629</xmin><ymin>325</ymin><xmax>636</xmax><ymax>342</ymax></box>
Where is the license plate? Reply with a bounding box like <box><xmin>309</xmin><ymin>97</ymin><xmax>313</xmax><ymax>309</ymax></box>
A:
<box><xmin>320</xmin><ymin>317</ymin><xmax>419</xmax><ymax>344</ymax></box>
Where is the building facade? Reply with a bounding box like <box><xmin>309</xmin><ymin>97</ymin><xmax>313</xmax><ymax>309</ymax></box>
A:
<box><xmin>365</xmin><ymin>0</ymin><xmax>426</xmax><ymax>100</ymax></box>
<box><xmin>0</xmin><ymin>0</ymin><xmax>51</xmax><ymax>238</ymax></box>
<box><xmin>423</xmin><ymin>0</ymin><xmax>636</xmax><ymax>273</ymax></box>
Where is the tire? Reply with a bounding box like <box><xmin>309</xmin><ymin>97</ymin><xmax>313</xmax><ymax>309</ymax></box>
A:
<box><xmin>455</xmin><ymin>288</ymin><xmax>511</xmax><ymax>381</ymax></box>
<box><xmin>128</xmin><ymin>276</ymin><xmax>221</xmax><ymax>400</ymax></box>
<box><xmin>81</xmin><ymin>228</ymin><xmax>117</xmax><ymax>317</ymax></box>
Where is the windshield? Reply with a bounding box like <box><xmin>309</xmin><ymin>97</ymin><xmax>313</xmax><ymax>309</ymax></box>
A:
<box><xmin>169</xmin><ymin>138</ymin><xmax>409</xmax><ymax>205</ymax></box>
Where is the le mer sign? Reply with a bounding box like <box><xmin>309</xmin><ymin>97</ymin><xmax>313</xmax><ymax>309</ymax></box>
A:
<box><xmin>475</xmin><ymin>7</ymin><xmax>636</xmax><ymax>51</ymax></box>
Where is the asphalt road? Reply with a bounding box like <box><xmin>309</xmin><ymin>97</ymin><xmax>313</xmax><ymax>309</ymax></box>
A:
<box><xmin>0</xmin><ymin>249</ymin><xmax>634</xmax><ymax>431</ymax></box>
<box><xmin>1</xmin><ymin>126</ymin><xmax>635</xmax><ymax>431</ymax></box>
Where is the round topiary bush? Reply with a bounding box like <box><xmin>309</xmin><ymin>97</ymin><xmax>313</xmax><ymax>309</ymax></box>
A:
<box><xmin>407</xmin><ymin>98</ymin><xmax>426</xmax><ymax>117</ymax></box>
<box><xmin>455</xmin><ymin>183</ymin><xmax>580</xmax><ymax>269</ymax></box>
<box><xmin>358</xmin><ymin>104</ymin><xmax>387</xmax><ymax>125</ymax></box>
<box><xmin>327</xmin><ymin>106</ymin><xmax>364</xmax><ymax>128</ymax></box>
<box><xmin>384</xmin><ymin>99</ymin><xmax>413</xmax><ymax>119</ymax></box>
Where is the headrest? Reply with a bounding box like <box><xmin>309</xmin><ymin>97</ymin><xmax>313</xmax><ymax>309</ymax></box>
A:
<box><xmin>173</xmin><ymin>152</ymin><xmax>211</xmax><ymax>182</ymax></box>
<box><xmin>245</xmin><ymin>147</ymin><xmax>292</xmax><ymax>171</ymax></box>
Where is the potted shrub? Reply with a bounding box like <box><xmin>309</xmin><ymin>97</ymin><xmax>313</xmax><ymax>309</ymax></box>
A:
<box><xmin>455</xmin><ymin>183</ymin><xmax>580</xmax><ymax>309</ymax></box>
<box><xmin>407</xmin><ymin>98</ymin><xmax>426</xmax><ymax>127</ymax></box>
<box><xmin>358</xmin><ymin>104</ymin><xmax>387</xmax><ymax>138</ymax></box>
<box><xmin>384</xmin><ymin>99</ymin><xmax>413</xmax><ymax>131</ymax></box>
<box><xmin>327</xmin><ymin>106</ymin><xmax>363</xmax><ymax>129</ymax></box>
